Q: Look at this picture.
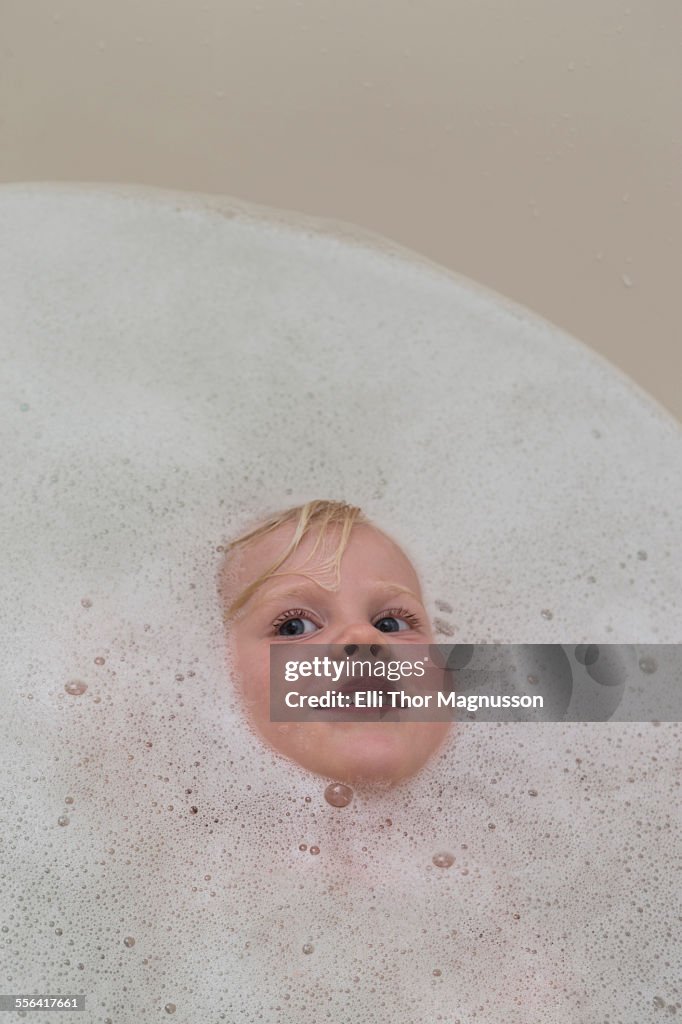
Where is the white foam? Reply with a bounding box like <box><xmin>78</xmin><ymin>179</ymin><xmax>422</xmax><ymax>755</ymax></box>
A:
<box><xmin>1</xmin><ymin>183</ymin><xmax>680</xmax><ymax>1022</ymax></box>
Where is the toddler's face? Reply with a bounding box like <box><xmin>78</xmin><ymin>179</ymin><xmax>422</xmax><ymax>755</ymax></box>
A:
<box><xmin>220</xmin><ymin>522</ymin><xmax>452</xmax><ymax>784</ymax></box>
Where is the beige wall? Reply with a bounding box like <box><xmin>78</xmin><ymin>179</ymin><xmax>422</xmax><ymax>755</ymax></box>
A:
<box><xmin>2</xmin><ymin>0</ymin><xmax>680</xmax><ymax>422</ymax></box>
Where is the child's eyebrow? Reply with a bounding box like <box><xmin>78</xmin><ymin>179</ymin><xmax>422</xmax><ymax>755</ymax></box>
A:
<box><xmin>374</xmin><ymin>581</ymin><xmax>422</xmax><ymax>603</ymax></box>
<box><xmin>251</xmin><ymin>583</ymin><xmax>323</xmax><ymax>609</ymax></box>
<box><xmin>250</xmin><ymin>580</ymin><xmax>422</xmax><ymax>611</ymax></box>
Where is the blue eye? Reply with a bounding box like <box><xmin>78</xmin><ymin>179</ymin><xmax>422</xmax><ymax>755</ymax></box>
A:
<box><xmin>272</xmin><ymin>610</ymin><xmax>320</xmax><ymax>637</ymax></box>
<box><xmin>373</xmin><ymin>607</ymin><xmax>422</xmax><ymax>633</ymax></box>
<box><xmin>374</xmin><ymin>615</ymin><xmax>412</xmax><ymax>633</ymax></box>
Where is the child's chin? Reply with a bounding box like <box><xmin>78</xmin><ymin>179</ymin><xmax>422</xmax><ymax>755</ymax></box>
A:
<box><xmin>299</xmin><ymin>725</ymin><xmax>435</xmax><ymax>785</ymax></box>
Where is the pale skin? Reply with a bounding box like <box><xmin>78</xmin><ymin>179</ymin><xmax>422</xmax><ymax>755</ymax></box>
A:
<box><xmin>219</xmin><ymin>522</ymin><xmax>453</xmax><ymax>785</ymax></box>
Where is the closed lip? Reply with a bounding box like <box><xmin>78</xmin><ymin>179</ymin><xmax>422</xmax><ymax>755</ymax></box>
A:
<box><xmin>335</xmin><ymin>677</ymin><xmax>387</xmax><ymax>695</ymax></box>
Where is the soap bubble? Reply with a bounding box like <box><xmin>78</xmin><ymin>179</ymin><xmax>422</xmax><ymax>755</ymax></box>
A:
<box><xmin>324</xmin><ymin>782</ymin><xmax>353</xmax><ymax>808</ymax></box>
<box><xmin>64</xmin><ymin>680</ymin><xmax>87</xmax><ymax>696</ymax></box>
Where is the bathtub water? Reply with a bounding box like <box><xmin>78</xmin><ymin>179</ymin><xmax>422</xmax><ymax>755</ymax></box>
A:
<box><xmin>1</xmin><ymin>183</ymin><xmax>681</xmax><ymax>1023</ymax></box>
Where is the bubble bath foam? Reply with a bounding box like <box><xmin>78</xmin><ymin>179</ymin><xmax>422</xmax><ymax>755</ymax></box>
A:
<box><xmin>1</xmin><ymin>183</ymin><xmax>680</xmax><ymax>1023</ymax></box>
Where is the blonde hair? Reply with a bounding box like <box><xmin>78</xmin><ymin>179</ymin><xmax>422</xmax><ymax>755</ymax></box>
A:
<box><xmin>222</xmin><ymin>499</ymin><xmax>369</xmax><ymax>619</ymax></box>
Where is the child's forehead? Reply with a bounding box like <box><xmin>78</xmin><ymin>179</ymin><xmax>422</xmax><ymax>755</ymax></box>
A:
<box><xmin>231</xmin><ymin>521</ymin><xmax>415</xmax><ymax>580</ymax></box>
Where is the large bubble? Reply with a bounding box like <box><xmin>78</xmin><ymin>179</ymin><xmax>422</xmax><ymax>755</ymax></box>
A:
<box><xmin>1</xmin><ymin>183</ymin><xmax>680</xmax><ymax>1023</ymax></box>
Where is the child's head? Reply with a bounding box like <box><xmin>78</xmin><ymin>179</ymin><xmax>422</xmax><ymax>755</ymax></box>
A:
<box><xmin>219</xmin><ymin>500</ymin><xmax>452</xmax><ymax>785</ymax></box>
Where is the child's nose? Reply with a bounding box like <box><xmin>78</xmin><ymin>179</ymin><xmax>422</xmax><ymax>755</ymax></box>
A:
<box><xmin>344</xmin><ymin>643</ymin><xmax>385</xmax><ymax>657</ymax></box>
<box><xmin>335</xmin><ymin>622</ymin><xmax>385</xmax><ymax>649</ymax></box>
